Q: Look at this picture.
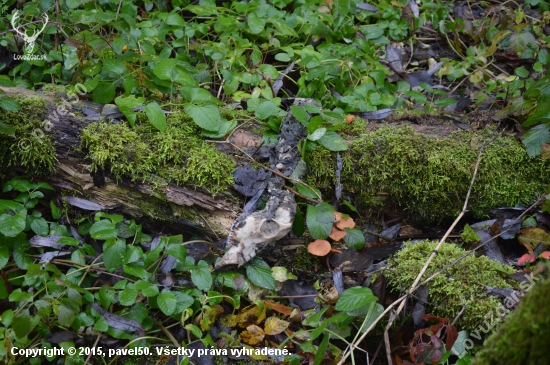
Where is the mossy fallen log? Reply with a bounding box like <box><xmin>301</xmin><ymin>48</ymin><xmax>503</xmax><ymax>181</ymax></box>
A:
<box><xmin>307</xmin><ymin>119</ymin><xmax>550</xmax><ymax>222</ymax></box>
<box><xmin>0</xmin><ymin>87</ymin><xmax>239</xmax><ymax>236</ymax></box>
<box><xmin>471</xmin><ymin>264</ymin><xmax>549</xmax><ymax>365</ymax></box>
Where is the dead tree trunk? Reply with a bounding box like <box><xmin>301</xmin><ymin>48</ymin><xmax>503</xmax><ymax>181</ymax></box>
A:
<box><xmin>1</xmin><ymin>86</ymin><xmax>239</xmax><ymax>237</ymax></box>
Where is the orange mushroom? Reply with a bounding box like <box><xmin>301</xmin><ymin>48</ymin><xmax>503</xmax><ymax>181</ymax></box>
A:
<box><xmin>329</xmin><ymin>226</ymin><xmax>347</xmax><ymax>241</ymax></box>
<box><xmin>308</xmin><ymin>239</ymin><xmax>332</xmax><ymax>256</ymax></box>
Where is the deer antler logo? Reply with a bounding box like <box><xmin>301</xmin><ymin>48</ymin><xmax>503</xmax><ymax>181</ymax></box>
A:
<box><xmin>11</xmin><ymin>10</ymin><xmax>49</xmax><ymax>54</ymax></box>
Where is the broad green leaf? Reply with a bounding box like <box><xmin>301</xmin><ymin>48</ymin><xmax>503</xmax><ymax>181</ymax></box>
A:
<box><xmin>335</xmin><ymin>287</ymin><xmax>377</xmax><ymax>311</ymax></box>
<box><xmin>0</xmin><ymin>122</ymin><xmax>14</xmax><ymax>136</ymax></box>
<box><xmin>291</xmin><ymin>105</ymin><xmax>310</xmax><ymax>126</ymax></box>
<box><xmin>103</xmin><ymin>58</ymin><xmax>127</xmax><ymax>75</ymax></box>
<box><xmin>523</xmin><ymin>109</ymin><xmax>550</xmax><ymax>127</ymax></box>
<box><xmin>141</xmin><ymin>284</ymin><xmax>159</xmax><ymax>297</ymax></box>
<box><xmin>275</xmin><ymin>53</ymin><xmax>291</xmax><ymax>62</ymax></box>
<box><xmin>158</xmin><ymin>290</ymin><xmax>177</xmax><ymax>315</ymax></box>
<box><xmin>145</xmin><ymin>102</ymin><xmax>166</xmax><ymax>132</ymax></box>
<box><xmin>30</xmin><ymin>217</ymin><xmax>48</xmax><ymax>236</ymax></box>
<box><xmin>123</xmin><ymin>245</ymin><xmax>143</xmax><ymax>264</ymax></box>
<box><xmin>184</xmin><ymin>104</ymin><xmax>221</xmax><ymax>131</ymax></box>
<box><xmin>174</xmin><ymin>292</ymin><xmax>194</xmax><ymax>313</ymax></box>
<box><xmin>115</xmin><ymin>95</ymin><xmax>145</xmax><ymax>108</ymax></box>
<box><xmin>254</xmin><ymin>101</ymin><xmax>279</xmax><ymax>120</ymax></box>
<box><xmin>90</xmin><ymin>220</ymin><xmax>117</xmax><ymax>240</ymax></box>
<box><xmin>292</xmin><ymin>205</ymin><xmax>305</xmax><ymax>237</ymax></box>
<box><xmin>246</xmin><ymin>258</ymin><xmax>276</xmax><ymax>290</ymax></box>
<box><xmin>434</xmin><ymin>98</ymin><xmax>458</xmax><ymax>107</ymax></box>
<box><xmin>13</xmin><ymin>310</ymin><xmax>31</xmax><ymax>339</ymax></box>
<box><xmin>523</xmin><ymin>124</ymin><xmax>550</xmax><ymax>156</ymax></box>
<box><xmin>200</xmin><ymin>119</ymin><xmax>237</xmax><ymax>138</ymax></box>
<box><xmin>308</xmin><ymin>127</ymin><xmax>326</xmax><ymax>141</ymax></box>
<box><xmin>0</xmin><ymin>246</ymin><xmax>9</xmax><ymax>270</ymax></box>
<box><xmin>0</xmin><ymin>200</ymin><xmax>23</xmax><ymax>212</ymax></box>
<box><xmin>313</xmin><ymin>334</ymin><xmax>329</xmax><ymax>365</ymax></box>
<box><xmin>103</xmin><ymin>239</ymin><xmax>126</xmax><ymax>271</ymax></box>
<box><xmin>248</xmin><ymin>12</ymin><xmax>264</xmax><ymax>34</ymax></box>
<box><xmin>166</xmin><ymin>243</ymin><xmax>187</xmax><ymax>263</ymax></box>
<box><xmin>92</xmin><ymin>82</ymin><xmax>116</xmax><ymax>103</ymax></box>
<box><xmin>119</xmin><ymin>106</ymin><xmax>137</xmax><ymax>127</ymax></box>
<box><xmin>166</xmin><ymin>13</ymin><xmax>185</xmax><ymax>26</ymax></box>
<box><xmin>359</xmin><ymin>302</ymin><xmax>384</xmax><ymax>331</ymax></box>
<box><xmin>0</xmin><ymin>97</ymin><xmax>21</xmax><ymax>111</ymax></box>
<box><xmin>306</xmin><ymin>203</ymin><xmax>335</xmax><ymax>239</ymax></box>
<box><xmin>0</xmin><ymin>210</ymin><xmax>27</xmax><ymax>237</ymax></box>
<box><xmin>296</xmin><ymin>184</ymin><xmax>321</xmax><ymax>200</ymax></box>
<box><xmin>460</xmin><ymin>224</ymin><xmax>481</xmax><ymax>243</ymax></box>
<box><xmin>317</xmin><ymin>131</ymin><xmax>348</xmax><ymax>151</ymax></box>
<box><xmin>118</xmin><ymin>288</ymin><xmax>138</xmax><ymax>306</ymax></box>
<box><xmin>58</xmin><ymin>305</ymin><xmax>75</xmax><ymax>327</ymax></box>
<box><xmin>343</xmin><ymin>228</ymin><xmax>365</xmax><ymax>249</ymax></box>
<box><xmin>99</xmin><ymin>287</ymin><xmax>115</xmax><ymax>308</ymax></box>
<box><xmin>191</xmin><ymin>260</ymin><xmax>213</xmax><ymax>291</ymax></box>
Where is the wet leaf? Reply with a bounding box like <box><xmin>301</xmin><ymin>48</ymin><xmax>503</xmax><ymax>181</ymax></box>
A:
<box><xmin>518</xmin><ymin>227</ymin><xmax>550</xmax><ymax>250</ymax></box>
<box><xmin>264</xmin><ymin>316</ymin><xmax>290</xmax><ymax>335</ymax></box>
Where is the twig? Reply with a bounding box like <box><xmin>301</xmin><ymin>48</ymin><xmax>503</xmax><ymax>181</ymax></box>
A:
<box><xmin>384</xmin><ymin>310</ymin><xmax>397</xmax><ymax>365</ymax></box>
<box><xmin>369</xmin><ymin>339</ymin><xmax>384</xmax><ymax>365</ymax></box>
<box><xmin>83</xmin><ymin>334</ymin><xmax>101</xmax><ymax>365</ymax></box>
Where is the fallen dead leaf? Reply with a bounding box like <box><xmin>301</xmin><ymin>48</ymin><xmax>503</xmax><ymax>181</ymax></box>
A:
<box><xmin>264</xmin><ymin>317</ymin><xmax>290</xmax><ymax>335</ymax></box>
<box><xmin>240</xmin><ymin>324</ymin><xmax>265</xmax><ymax>346</ymax></box>
<box><xmin>264</xmin><ymin>300</ymin><xmax>293</xmax><ymax>316</ymax></box>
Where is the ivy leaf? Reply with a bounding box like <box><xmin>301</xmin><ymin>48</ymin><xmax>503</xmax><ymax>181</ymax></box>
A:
<box><xmin>523</xmin><ymin>124</ymin><xmax>550</xmax><ymax>156</ymax></box>
<box><xmin>343</xmin><ymin>228</ymin><xmax>365</xmax><ymax>249</ymax></box>
<box><xmin>158</xmin><ymin>290</ymin><xmax>177</xmax><ymax>315</ymax></box>
<box><xmin>191</xmin><ymin>260</ymin><xmax>212</xmax><ymax>291</ymax></box>
<box><xmin>306</xmin><ymin>203</ymin><xmax>335</xmax><ymax>239</ymax></box>
<box><xmin>335</xmin><ymin>287</ymin><xmax>377</xmax><ymax>311</ymax></box>
<box><xmin>318</xmin><ymin>131</ymin><xmax>348</xmax><ymax>151</ymax></box>
<box><xmin>184</xmin><ymin>104</ymin><xmax>221</xmax><ymax>132</ymax></box>
<box><xmin>246</xmin><ymin>258</ymin><xmax>276</xmax><ymax>290</ymax></box>
<box><xmin>145</xmin><ymin>102</ymin><xmax>166</xmax><ymax>132</ymax></box>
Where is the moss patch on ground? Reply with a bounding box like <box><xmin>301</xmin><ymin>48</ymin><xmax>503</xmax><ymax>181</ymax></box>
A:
<box><xmin>385</xmin><ymin>240</ymin><xmax>514</xmax><ymax>333</ymax></box>
<box><xmin>307</xmin><ymin>124</ymin><xmax>550</xmax><ymax>222</ymax></box>
<box><xmin>0</xmin><ymin>95</ymin><xmax>56</xmax><ymax>177</ymax></box>
<box><xmin>471</xmin><ymin>264</ymin><xmax>549</xmax><ymax>365</ymax></box>
<box><xmin>80</xmin><ymin>111</ymin><xmax>235</xmax><ymax>195</ymax></box>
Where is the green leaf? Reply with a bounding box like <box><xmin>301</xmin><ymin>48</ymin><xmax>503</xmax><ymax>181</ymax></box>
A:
<box><xmin>523</xmin><ymin>109</ymin><xmax>550</xmax><ymax>127</ymax></box>
<box><xmin>145</xmin><ymin>102</ymin><xmax>166</xmax><ymax>132</ymax></box>
<box><xmin>313</xmin><ymin>333</ymin><xmax>329</xmax><ymax>365</ymax></box>
<box><xmin>523</xmin><ymin>124</ymin><xmax>550</xmax><ymax>156</ymax></box>
<box><xmin>123</xmin><ymin>246</ymin><xmax>143</xmax><ymax>264</ymax></box>
<box><xmin>0</xmin><ymin>122</ymin><xmax>15</xmax><ymax>136</ymax></box>
<box><xmin>460</xmin><ymin>224</ymin><xmax>481</xmax><ymax>243</ymax></box>
<box><xmin>0</xmin><ymin>210</ymin><xmax>27</xmax><ymax>237</ymax></box>
<box><xmin>246</xmin><ymin>258</ymin><xmax>276</xmax><ymax>290</ymax></box>
<box><xmin>291</xmin><ymin>105</ymin><xmax>310</xmax><ymax>126</ymax></box>
<box><xmin>255</xmin><ymin>101</ymin><xmax>280</xmax><ymax>120</ymax></box>
<box><xmin>0</xmin><ymin>97</ymin><xmax>21</xmax><ymax>111</ymax></box>
<box><xmin>306</xmin><ymin>203</ymin><xmax>335</xmax><ymax>239</ymax></box>
<box><xmin>191</xmin><ymin>260</ymin><xmax>213</xmax><ymax>291</ymax></box>
<box><xmin>90</xmin><ymin>220</ymin><xmax>118</xmax><ymax>240</ymax></box>
<box><xmin>335</xmin><ymin>287</ymin><xmax>377</xmax><ymax>311</ymax></box>
<box><xmin>317</xmin><ymin>131</ymin><xmax>348</xmax><ymax>151</ymax></box>
<box><xmin>308</xmin><ymin>127</ymin><xmax>326</xmax><ymax>141</ymax></box>
<box><xmin>154</xmin><ymin>60</ymin><xmax>197</xmax><ymax>87</ymax></box>
<box><xmin>184</xmin><ymin>104</ymin><xmax>221</xmax><ymax>131</ymax></box>
<box><xmin>0</xmin><ymin>246</ymin><xmax>9</xmax><ymax>270</ymax></box>
<box><xmin>185</xmin><ymin>324</ymin><xmax>203</xmax><ymax>338</ymax></box>
<box><xmin>248</xmin><ymin>12</ymin><xmax>264</xmax><ymax>34</ymax></box>
<box><xmin>30</xmin><ymin>217</ymin><xmax>48</xmax><ymax>236</ymax></box>
<box><xmin>359</xmin><ymin>302</ymin><xmax>384</xmax><ymax>331</ymax></box>
<box><xmin>166</xmin><ymin>13</ymin><xmax>185</xmax><ymax>26</ymax></box>
<box><xmin>296</xmin><ymin>184</ymin><xmax>321</xmax><ymax>200</ymax></box>
<box><xmin>0</xmin><ymin>199</ymin><xmax>23</xmax><ymax>211</ymax></box>
<box><xmin>13</xmin><ymin>309</ymin><xmax>31</xmax><ymax>339</ymax></box>
<box><xmin>434</xmin><ymin>98</ymin><xmax>458</xmax><ymax>107</ymax></box>
<box><xmin>92</xmin><ymin>82</ymin><xmax>116</xmax><ymax>103</ymax></box>
<box><xmin>99</xmin><ymin>287</ymin><xmax>115</xmax><ymax>308</ymax></box>
<box><xmin>58</xmin><ymin>305</ymin><xmax>75</xmax><ymax>327</ymax></box>
<box><xmin>115</xmin><ymin>95</ymin><xmax>145</xmax><ymax>108</ymax></box>
<box><xmin>343</xmin><ymin>228</ymin><xmax>365</xmax><ymax>249</ymax></box>
<box><xmin>103</xmin><ymin>239</ymin><xmax>126</xmax><ymax>271</ymax></box>
<box><xmin>166</xmin><ymin>243</ymin><xmax>187</xmax><ymax>263</ymax></box>
<box><xmin>103</xmin><ymin>58</ymin><xmax>127</xmax><ymax>75</ymax></box>
<box><xmin>292</xmin><ymin>205</ymin><xmax>305</xmax><ymax>237</ymax></box>
<box><xmin>158</xmin><ymin>290</ymin><xmax>177</xmax><ymax>315</ymax></box>
<box><xmin>141</xmin><ymin>284</ymin><xmax>159</xmax><ymax>297</ymax></box>
<box><xmin>275</xmin><ymin>53</ymin><xmax>291</xmax><ymax>62</ymax></box>
<box><xmin>119</xmin><ymin>106</ymin><xmax>137</xmax><ymax>127</ymax></box>
<box><xmin>118</xmin><ymin>288</ymin><xmax>138</xmax><ymax>306</ymax></box>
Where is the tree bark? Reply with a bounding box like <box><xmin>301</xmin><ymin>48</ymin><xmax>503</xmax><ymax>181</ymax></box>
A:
<box><xmin>1</xmin><ymin>86</ymin><xmax>240</xmax><ymax>237</ymax></box>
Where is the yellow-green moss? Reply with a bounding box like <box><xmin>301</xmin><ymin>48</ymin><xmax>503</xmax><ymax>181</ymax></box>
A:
<box><xmin>471</xmin><ymin>263</ymin><xmax>549</xmax><ymax>365</ymax></box>
<box><xmin>80</xmin><ymin>111</ymin><xmax>235</xmax><ymax>195</ymax></box>
<box><xmin>385</xmin><ymin>240</ymin><xmax>514</xmax><ymax>333</ymax></box>
<box><xmin>307</xmin><ymin>125</ymin><xmax>550</xmax><ymax>222</ymax></box>
<box><xmin>0</xmin><ymin>95</ymin><xmax>56</xmax><ymax>177</ymax></box>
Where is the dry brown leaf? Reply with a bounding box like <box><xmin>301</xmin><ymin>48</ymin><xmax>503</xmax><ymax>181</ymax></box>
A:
<box><xmin>240</xmin><ymin>324</ymin><xmax>265</xmax><ymax>346</ymax></box>
<box><xmin>237</xmin><ymin>304</ymin><xmax>266</xmax><ymax>328</ymax></box>
<box><xmin>265</xmin><ymin>300</ymin><xmax>293</xmax><ymax>316</ymax></box>
<box><xmin>329</xmin><ymin>226</ymin><xmax>347</xmax><ymax>241</ymax></box>
<box><xmin>264</xmin><ymin>317</ymin><xmax>290</xmax><ymax>335</ymax></box>
<box><xmin>308</xmin><ymin>239</ymin><xmax>331</xmax><ymax>256</ymax></box>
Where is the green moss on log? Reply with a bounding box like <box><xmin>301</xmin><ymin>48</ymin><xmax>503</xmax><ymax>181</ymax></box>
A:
<box><xmin>307</xmin><ymin>125</ymin><xmax>550</xmax><ymax>222</ymax></box>
<box><xmin>0</xmin><ymin>96</ymin><xmax>56</xmax><ymax>177</ymax></box>
<box><xmin>385</xmin><ymin>240</ymin><xmax>514</xmax><ymax>332</ymax></box>
<box><xmin>471</xmin><ymin>264</ymin><xmax>549</xmax><ymax>365</ymax></box>
<box><xmin>80</xmin><ymin>111</ymin><xmax>235</xmax><ymax>196</ymax></box>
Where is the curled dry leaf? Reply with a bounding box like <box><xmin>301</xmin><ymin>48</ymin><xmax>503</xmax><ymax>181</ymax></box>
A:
<box><xmin>308</xmin><ymin>239</ymin><xmax>331</xmax><ymax>256</ymax></box>
<box><xmin>240</xmin><ymin>324</ymin><xmax>265</xmax><ymax>346</ymax></box>
<box><xmin>329</xmin><ymin>226</ymin><xmax>347</xmax><ymax>241</ymax></box>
